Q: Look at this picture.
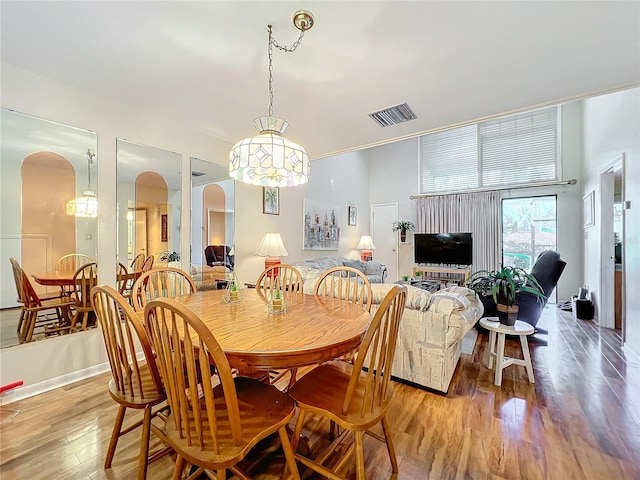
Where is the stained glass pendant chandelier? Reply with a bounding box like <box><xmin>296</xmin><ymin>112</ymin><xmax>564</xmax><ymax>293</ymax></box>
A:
<box><xmin>66</xmin><ymin>149</ymin><xmax>97</xmax><ymax>218</ymax></box>
<box><xmin>229</xmin><ymin>10</ymin><xmax>314</xmax><ymax>187</ymax></box>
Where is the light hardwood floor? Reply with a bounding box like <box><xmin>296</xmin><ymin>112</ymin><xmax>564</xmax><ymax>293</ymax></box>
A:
<box><xmin>1</xmin><ymin>306</ymin><xmax>638</xmax><ymax>479</ymax></box>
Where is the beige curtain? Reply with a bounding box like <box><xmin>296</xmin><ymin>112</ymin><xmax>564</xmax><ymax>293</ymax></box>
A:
<box><xmin>416</xmin><ymin>191</ymin><xmax>501</xmax><ymax>272</ymax></box>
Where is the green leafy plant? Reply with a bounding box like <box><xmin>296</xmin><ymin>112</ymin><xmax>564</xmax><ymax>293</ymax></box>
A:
<box><xmin>272</xmin><ymin>289</ymin><xmax>282</xmax><ymax>300</ymax></box>
<box><xmin>230</xmin><ymin>283</ymin><xmax>238</xmax><ymax>292</ymax></box>
<box><xmin>402</xmin><ymin>275</ymin><xmax>409</xmax><ymax>281</ymax></box>
<box><xmin>414</xmin><ymin>271</ymin><xmax>421</xmax><ymax>278</ymax></box>
<box><xmin>158</xmin><ymin>251</ymin><xmax>180</xmax><ymax>262</ymax></box>
<box><xmin>466</xmin><ymin>266</ymin><xmax>544</xmax><ymax>306</ymax></box>
<box><xmin>392</xmin><ymin>220</ymin><xmax>415</xmax><ymax>233</ymax></box>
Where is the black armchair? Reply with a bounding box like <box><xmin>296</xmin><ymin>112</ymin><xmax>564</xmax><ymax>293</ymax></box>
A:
<box><xmin>518</xmin><ymin>250</ymin><xmax>567</xmax><ymax>328</ymax></box>
<box><xmin>204</xmin><ymin>245</ymin><xmax>234</xmax><ymax>270</ymax></box>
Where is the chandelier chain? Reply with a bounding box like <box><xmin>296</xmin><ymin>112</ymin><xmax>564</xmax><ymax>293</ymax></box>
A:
<box><xmin>86</xmin><ymin>149</ymin><xmax>95</xmax><ymax>189</ymax></box>
<box><xmin>267</xmin><ymin>24</ymin><xmax>306</xmax><ymax>117</ymax></box>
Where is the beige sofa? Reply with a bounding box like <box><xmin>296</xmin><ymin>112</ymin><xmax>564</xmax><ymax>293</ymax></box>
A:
<box><xmin>299</xmin><ymin>267</ymin><xmax>483</xmax><ymax>393</ymax></box>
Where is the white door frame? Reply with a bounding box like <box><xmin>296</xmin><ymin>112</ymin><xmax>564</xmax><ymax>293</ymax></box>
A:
<box><xmin>599</xmin><ymin>153</ymin><xmax>625</xmax><ymax>331</ymax></box>
<box><xmin>372</xmin><ymin>202</ymin><xmax>399</xmax><ymax>281</ymax></box>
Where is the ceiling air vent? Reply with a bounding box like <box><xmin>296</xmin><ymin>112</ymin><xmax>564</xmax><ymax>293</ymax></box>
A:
<box><xmin>368</xmin><ymin>102</ymin><xmax>417</xmax><ymax>127</ymax></box>
<box><xmin>191</xmin><ymin>171</ymin><xmax>206</xmax><ymax>177</ymax></box>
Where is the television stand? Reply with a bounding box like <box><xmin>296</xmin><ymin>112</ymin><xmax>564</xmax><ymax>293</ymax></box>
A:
<box><xmin>413</xmin><ymin>265</ymin><xmax>471</xmax><ymax>286</ymax></box>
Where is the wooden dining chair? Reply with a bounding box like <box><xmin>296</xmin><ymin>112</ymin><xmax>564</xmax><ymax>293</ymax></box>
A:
<box><xmin>141</xmin><ymin>255</ymin><xmax>154</xmax><ymax>273</ymax></box>
<box><xmin>130</xmin><ymin>267</ymin><xmax>196</xmax><ymax>311</ymax></box>
<box><xmin>288</xmin><ymin>284</ymin><xmax>407</xmax><ymax>480</ymax></box>
<box><xmin>144</xmin><ymin>297</ymin><xmax>301</xmax><ymax>480</ymax></box>
<box><xmin>314</xmin><ymin>266</ymin><xmax>373</xmax><ymax>313</ymax></box>
<box><xmin>256</xmin><ymin>264</ymin><xmax>304</xmax><ymax>388</ymax></box>
<box><xmin>256</xmin><ymin>264</ymin><xmax>303</xmax><ymax>294</ymax></box>
<box><xmin>56</xmin><ymin>253</ymin><xmax>93</xmax><ymax>296</ymax></box>
<box><xmin>130</xmin><ymin>253</ymin><xmax>146</xmax><ymax>271</ymax></box>
<box><xmin>10</xmin><ymin>258</ymin><xmax>74</xmax><ymax>343</ymax></box>
<box><xmin>70</xmin><ymin>262</ymin><xmax>98</xmax><ymax>332</ymax></box>
<box><xmin>91</xmin><ymin>285</ymin><xmax>169</xmax><ymax>480</ymax></box>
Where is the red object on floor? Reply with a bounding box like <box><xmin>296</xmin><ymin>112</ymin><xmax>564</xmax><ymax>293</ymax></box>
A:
<box><xmin>0</xmin><ymin>381</ymin><xmax>24</xmax><ymax>394</ymax></box>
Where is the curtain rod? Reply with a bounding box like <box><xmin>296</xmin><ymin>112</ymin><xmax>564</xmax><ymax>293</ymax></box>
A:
<box><xmin>409</xmin><ymin>178</ymin><xmax>577</xmax><ymax>199</ymax></box>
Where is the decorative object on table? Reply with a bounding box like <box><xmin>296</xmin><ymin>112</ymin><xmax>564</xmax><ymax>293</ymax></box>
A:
<box><xmin>348</xmin><ymin>205</ymin><xmax>357</xmax><ymax>226</ymax></box>
<box><xmin>255</xmin><ymin>233</ymin><xmax>289</xmax><ymax>273</ymax></box>
<box><xmin>355</xmin><ymin>235</ymin><xmax>376</xmax><ymax>262</ymax></box>
<box><xmin>414</xmin><ymin>270</ymin><xmax>421</xmax><ymax>278</ymax></box>
<box><xmin>466</xmin><ymin>265</ymin><xmax>544</xmax><ymax>326</ymax></box>
<box><xmin>263</xmin><ymin>186</ymin><xmax>279</xmax><ymax>215</ymax></box>
<box><xmin>267</xmin><ymin>289</ymin><xmax>287</xmax><ymax>314</ymax></box>
<box><xmin>402</xmin><ymin>275</ymin><xmax>410</xmax><ymax>282</ymax></box>
<box><xmin>303</xmin><ymin>198</ymin><xmax>340</xmax><ymax>250</ymax></box>
<box><xmin>223</xmin><ymin>271</ymin><xmax>244</xmax><ymax>304</ymax></box>
<box><xmin>229</xmin><ymin>10</ymin><xmax>314</xmax><ymax>188</ymax></box>
<box><xmin>66</xmin><ymin>149</ymin><xmax>97</xmax><ymax>218</ymax></box>
<box><xmin>392</xmin><ymin>220</ymin><xmax>415</xmax><ymax>242</ymax></box>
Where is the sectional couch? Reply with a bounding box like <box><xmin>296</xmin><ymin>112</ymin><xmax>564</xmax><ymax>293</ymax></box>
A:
<box><xmin>291</xmin><ymin>256</ymin><xmax>387</xmax><ymax>283</ymax></box>
<box><xmin>296</xmin><ymin>264</ymin><xmax>483</xmax><ymax>393</ymax></box>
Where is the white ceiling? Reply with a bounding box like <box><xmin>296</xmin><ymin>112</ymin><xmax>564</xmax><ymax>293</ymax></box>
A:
<box><xmin>1</xmin><ymin>1</ymin><xmax>639</xmax><ymax>160</ymax></box>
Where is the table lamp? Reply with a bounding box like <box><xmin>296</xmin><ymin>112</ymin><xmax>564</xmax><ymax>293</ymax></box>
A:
<box><xmin>256</xmin><ymin>233</ymin><xmax>289</xmax><ymax>272</ymax></box>
<box><xmin>356</xmin><ymin>235</ymin><xmax>376</xmax><ymax>262</ymax></box>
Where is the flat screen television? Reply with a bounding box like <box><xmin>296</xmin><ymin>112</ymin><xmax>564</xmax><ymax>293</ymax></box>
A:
<box><xmin>414</xmin><ymin>233</ymin><xmax>473</xmax><ymax>266</ymax></box>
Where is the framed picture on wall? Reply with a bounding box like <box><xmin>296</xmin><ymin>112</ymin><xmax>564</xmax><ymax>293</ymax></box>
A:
<box><xmin>161</xmin><ymin>214</ymin><xmax>168</xmax><ymax>241</ymax></box>
<box><xmin>348</xmin><ymin>206</ymin><xmax>357</xmax><ymax>226</ymax></box>
<box><xmin>263</xmin><ymin>186</ymin><xmax>279</xmax><ymax>215</ymax></box>
<box><xmin>583</xmin><ymin>191</ymin><xmax>595</xmax><ymax>228</ymax></box>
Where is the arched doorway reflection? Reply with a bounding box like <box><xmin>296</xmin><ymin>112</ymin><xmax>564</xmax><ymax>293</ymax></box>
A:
<box><xmin>21</xmin><ymin>152</ymin><xmax>75</xmax><ymax>296</ymax></box>
<box><xmin>134</xmin><ymin>171</ymin><xmax>169</xmax><ymax>262</ymax></box>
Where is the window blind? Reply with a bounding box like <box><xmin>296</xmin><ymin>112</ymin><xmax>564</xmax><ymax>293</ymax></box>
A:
<box><xmin>419</xmin><ymin>106</ymin><xmax>559</xmax><ymax>194</ymax></box>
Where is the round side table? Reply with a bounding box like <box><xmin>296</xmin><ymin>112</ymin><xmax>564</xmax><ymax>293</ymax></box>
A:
<box><xmin>480</xmin><ymin>317</ymin><xmax>535</xmax><ymax>387</ymax></box>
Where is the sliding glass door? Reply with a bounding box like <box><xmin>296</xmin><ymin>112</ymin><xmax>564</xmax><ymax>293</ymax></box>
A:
<box><xmin>502</xmin><ymin>195</ymin><xmax>557</xmax><ymax>274</ymax></box>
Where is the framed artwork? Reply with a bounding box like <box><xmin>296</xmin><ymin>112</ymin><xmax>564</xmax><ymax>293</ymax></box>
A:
<box><xmin>348</xmin><ymin>206</ymin><xmax>357</xmax><ymax>226</ymax></box>
<box><xmin>263</xmin><ymin>187</ymin><xmax>279</xmax><ymax>215</ymax></box>
<box><xmin>303</xmin><ymin>198</ymin><xmax>340</xmax><ymax>250</ymax></box>
<box><xmin>583</xmin><ymin>191</ymin><xmax>595</xmax><ymax>228</ymax></box>
<box><xmin>161</xmin><ymin>214</ymin><xmax>168</xmax><ymax>241</ymax></box>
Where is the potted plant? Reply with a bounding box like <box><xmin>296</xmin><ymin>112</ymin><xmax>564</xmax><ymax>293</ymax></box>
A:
<box><xmin>229</xmin><ymin>283</ymin><xmax>239</xmax><ymax>301</ymax></box>
<box><xmin>466</xmin><ymin>266</ymin><xmax>545</xmax><ymax>326</ymax></box>
<box><xmin>271</xmin><ymin>289</ymin><xmax>284</xmax><ymax>312</ymax></box>
<box><xmin>392</xmin><ymin>220</ymin><xmax>415</xmax><ymax>242</ymax></box>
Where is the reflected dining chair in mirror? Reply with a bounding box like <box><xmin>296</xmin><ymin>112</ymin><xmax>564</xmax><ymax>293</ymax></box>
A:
<box><xmin>70</xmin><ymin>262</ymin><xmax>98</xmax><ymax>332</ymax></box>
<box><xmin>130</xmin><ymin>253</ymin><xmax>146</xmax><ymax>271</ymax></box>
<box><xmin>56</xmin><ymin>253</ymin><xmax>93</xmax><ymax>296</ymax></box>
<box><xmin>10</xmin><ymin>258</ymin><xmax>74</xmax><ymax>343</ymax></box>
<box><xmin>288</xmin><ymin>285</ymin><xmax>407</xmax><ymax>480</ymax></box>
<box><xmin>144</xmin><ymin>297</ymin><xmax>301</xmax><ymax>480</ymax></box>
<box><xmin>130</xmin><ymin>267</ymin><xmax>196</xmax><ymax>311</ymax></box>
<box><xmin>314</xmin><ymin>266</ymin><xmax>373</xmax><ymax>312</ymax></box>
<box><xmin>141</xmin><ymin>255</ymin><xmax>154</xmax><ymax>273</ymax></box>
<box><xmin>91</xmin><ymin>285</ymin><xmax>169</xmax><ymax>480</ymax></box>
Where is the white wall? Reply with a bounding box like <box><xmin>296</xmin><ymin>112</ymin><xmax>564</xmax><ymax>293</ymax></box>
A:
<box><xmin>582</xmin><ymin>87</ymin><xmax>640</xmax><ymax>358</ymax></box>
<box><xmin>1</xmin><ymin>63</ymin><xmax>231</xmax><ymax>400</ymax></box>
<box><xmin>367</xmin><ymin>105</ymin><xmax>584</xmax><ymax>302</ymax></box>
<box><xmin>234</xmin><ymin>150</ymin><xmax>372</xmax><ymax>283</ymax></box>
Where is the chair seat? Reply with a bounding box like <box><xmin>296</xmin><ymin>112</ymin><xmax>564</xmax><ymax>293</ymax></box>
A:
<box><xmin>26</xmin><ymin>296</ymin><xmax>74</xmax><ymax>312</ymax></box>
<box><xmin>108</xmin><ymin>363</ymin><xmax>166</xmax><ymax>409</ymax></box>
<box><xmin>289</xmin><ymin>361</ymin><xmax>394</xmax><ymax>430</ymax></box>
<box><xmin>160</xmin><ymin>376</ymin><xmax>296</xmax><ymax>469</ymax></box>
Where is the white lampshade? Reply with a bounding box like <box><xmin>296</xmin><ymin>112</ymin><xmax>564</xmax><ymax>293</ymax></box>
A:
<box><xmin>356</xmin><ymin>235</ymin><xmax>376</xmax><ymax>250</ymax></box>
<box><xmin>255</xmin><ymin>233</ymin><xmax>289</xmax><ymax>257</ymax></box>
<box><xmin>229</xmin><ymin>116</ymin><xmax>310</xmax><ymax>187</ymax></box>
<box><xmin>66</xmin><ymin>189</ymin><xmax>98</xmax><ymax>218</ymax></box>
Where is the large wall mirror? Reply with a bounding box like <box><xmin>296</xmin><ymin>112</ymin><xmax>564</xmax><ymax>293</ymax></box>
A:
<box><xmin>0</xmin><ymin>108</ymin><xmax>98</xmax><ymax>348</ymax></box>
<box><xmin>116</xmin><ymin>139</ymin><xmax>181</xmax><ymax>271</ymax></box>
<box><xmin>190</xmin><ymin>158</ymin><xmax>235</xmax><ymax>290</ymax></box>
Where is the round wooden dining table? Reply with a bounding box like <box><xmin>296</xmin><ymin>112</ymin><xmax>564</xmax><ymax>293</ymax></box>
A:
<box><xmin>139</xmin><ymin>288</ymin><xmax>372</xmax><ymax>372</ymax></box>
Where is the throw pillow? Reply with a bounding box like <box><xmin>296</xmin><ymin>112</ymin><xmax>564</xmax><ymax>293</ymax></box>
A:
<box><xmin>343</xmin><ymin>260</ymin><xmax>364</xmax><ymax>277</ymax></box>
